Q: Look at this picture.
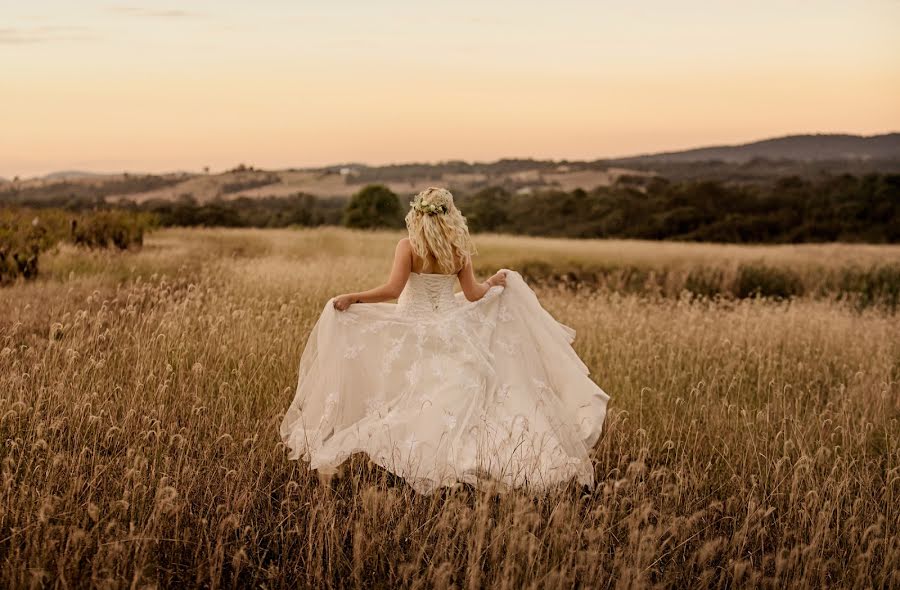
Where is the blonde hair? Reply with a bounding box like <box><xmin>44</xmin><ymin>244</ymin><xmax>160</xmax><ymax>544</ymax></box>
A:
<box><xmin>405</xmin><ymin>187</ymin><xmax>476</xmax><ymax>274</ymax></box>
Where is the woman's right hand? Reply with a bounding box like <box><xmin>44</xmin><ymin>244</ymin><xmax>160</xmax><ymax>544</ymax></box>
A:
<box><xmin>333</xmin><ymin>294</ymin><xmax>356</xmax><ymax>311</ymax></box>
<box><xmin>487</xmin><ymin>270</ymin><xmax>507</xmax><ymax>288</ymax></box>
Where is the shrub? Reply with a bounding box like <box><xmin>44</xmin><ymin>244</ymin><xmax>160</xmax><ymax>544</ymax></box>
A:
<box><xmin>833</xmin><ymin>264</ymin><xmax>900</xmax><ymax>310</ymax></box>
<box><xmin>0</xmin><ymin>208</ymin><xmax>154</xmax><ymax>285</ymax></box>
<box><xmin>734</xmin><ymin>264</ymin><xmax>805</xmax><ymax>299</ymax></box>
<box><xmin>684</xmin><ymin>267</ymin><xmax>727</xmax><ymax>298</ymax></box>
<box><xmin>70</xmin><ymin>210</ymin><xmax>150</xmax><ymax>249</ymax></box>
<box><xmin>342</xmin><ymin>185</ymin><xmax>404</xmax><ymax>229</ymax></box>
<box><xmin>0</xmin><ymin>209</ymin><xmax>66</xmax><ymax>284</ymax></box>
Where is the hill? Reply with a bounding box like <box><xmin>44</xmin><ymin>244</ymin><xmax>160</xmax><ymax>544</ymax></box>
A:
<box><xmin>611</xmin><ymin>133</ymin><xmax>900</xmax><ymax>164</ymax></box>
<box><xmin>3</xmin><ymin>133</ymin><xmax>898</xmax><ymax>205</ymax></box>
<box><xmin>40</xmin><ymin>170</ymin><xmax>108</xmax><ymax>181</ymax></box>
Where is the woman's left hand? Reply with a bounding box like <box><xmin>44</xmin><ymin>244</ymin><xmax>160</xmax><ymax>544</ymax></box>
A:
<box><xmin>333</xmin><ymin>294</ymin><xmax>356</xmax><ymax>311</ymax></box>
<box><xmin>487</xmin><ymin>270</ymin><xmax>508</xmax><ymax>288</ymax></box>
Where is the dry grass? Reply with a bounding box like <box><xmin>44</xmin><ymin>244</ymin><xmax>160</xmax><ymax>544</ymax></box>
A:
<box><xmin>1</xmin><ymin>227</ymin><xmax>898</xmax><ymax>588</ymax></box>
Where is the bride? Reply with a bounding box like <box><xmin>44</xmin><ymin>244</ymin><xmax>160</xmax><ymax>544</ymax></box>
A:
<box><xmin>280</xmin><ymin>187</ymin><xmax>610</xmax><ymax>494</ymax></box>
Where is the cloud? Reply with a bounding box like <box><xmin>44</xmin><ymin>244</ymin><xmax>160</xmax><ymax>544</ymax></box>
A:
<box><xmin>0</xmin><ymin>26</ymin><xmax>98</xmax><ymax>44</ymax></box>
<box><xmin>106</xmin><ymin>5</ymin><xmax>203</xmax><ymax>18</ymax></box>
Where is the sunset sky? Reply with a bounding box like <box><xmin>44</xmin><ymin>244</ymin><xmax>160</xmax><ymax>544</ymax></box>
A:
<box><xmin>2</xmin><ymin>1</ymin><xmax>899</xmax><ymax>178</ymax></box>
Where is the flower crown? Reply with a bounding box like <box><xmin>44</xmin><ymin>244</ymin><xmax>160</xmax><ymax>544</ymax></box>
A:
<box><xmin>410</xmin><ymin>195</ymin><xmax>449</xmax><ymax>216</ymax></box>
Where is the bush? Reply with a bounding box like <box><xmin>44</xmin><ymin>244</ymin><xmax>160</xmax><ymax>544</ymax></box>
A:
<box><xmin>833</xmin><ymin>264</ymin><xmax>900</xmax><ymax>310</ymax></box>
<box><xmin>0</xmin><ymin>209</ymin><xmax>66</xmax><ymax>284</ymax></box>
<box><xmin>342</xmin><ymin>185</ymin><xmax>404</xmax><ymax>229</ymax></box>
<box><xmin>71</xmin><ymin>210</ymin><xmax>150</xmax><ymax>249</ymax></box>
<box><xmin>0</xmin><ymin>221</ymin><xmax>42</xmax><ymax>284</ymax></box>
<box><xmin>734</xmin><ymin>264</ymin><xmax>805</xmax><ymax>299</ymax></box>
<box><xmin>684</xmin><ymin>267</ymin><xmax>727</xmax><ymax>298</ymax></box>
<box><xmin>0</xmin><ymin>208</ymin><xmax>154</xmax><ymax>285</ymax></box>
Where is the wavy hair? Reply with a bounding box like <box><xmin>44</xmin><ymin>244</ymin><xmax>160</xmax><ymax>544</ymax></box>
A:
<box><xmin>405</xmin><ymin>187</ymin><xmax>476</xmax><ymax>274</ymax></box>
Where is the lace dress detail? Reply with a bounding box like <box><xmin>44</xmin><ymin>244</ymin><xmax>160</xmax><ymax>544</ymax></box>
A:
<box><xmin>280</xmin><ymin>269</ymin><xmax>609</xmax><ymax>494</ymax></box>
<box><xmin>396</xmin><ymin>273</ymin><xmax>459</xmax><ymax>317</ymax></box>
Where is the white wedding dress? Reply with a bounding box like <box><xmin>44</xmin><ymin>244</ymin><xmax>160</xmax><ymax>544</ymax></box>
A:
<box><xmin>280</xmin><ymin>270</ymin><xmax>610</xmax><ymax>494</ymax></box>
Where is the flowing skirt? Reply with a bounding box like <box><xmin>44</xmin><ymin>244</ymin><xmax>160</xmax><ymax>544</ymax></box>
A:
<box><xmin>280</xmin><ymin>270</ymin><xmax>609</xmax><ymax>494</ymax></box>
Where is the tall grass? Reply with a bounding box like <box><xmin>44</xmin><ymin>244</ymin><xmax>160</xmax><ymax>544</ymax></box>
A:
<box><xmin>0</xmin><ymin>227</ymin><xmax>897</xmax><ymax>588</ymax></box>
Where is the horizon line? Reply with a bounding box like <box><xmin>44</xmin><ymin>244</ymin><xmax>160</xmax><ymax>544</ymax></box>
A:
<box><xmin>5</xmin><ymin>129</ymin><xmax>898</xmax><ymax>181</ymax></box>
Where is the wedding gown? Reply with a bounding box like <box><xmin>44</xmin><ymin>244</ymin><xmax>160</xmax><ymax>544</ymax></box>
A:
<box><xmin>280</xmin><ymin>270</ymin><xmax>609</xmax><ymax>494</ymax></box>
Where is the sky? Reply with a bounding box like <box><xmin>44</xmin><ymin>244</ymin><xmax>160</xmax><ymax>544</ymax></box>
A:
<box><xmin>1</xmin><ymin>0</ymin><xmax>899</xmax><ymax>178</ymax></box>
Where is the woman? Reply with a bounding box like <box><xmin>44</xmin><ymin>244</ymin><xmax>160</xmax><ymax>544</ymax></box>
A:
<box><xmin>280</xmin><ymin>187</ymin><xmax>609</xmax><ymax>494</ymax></box>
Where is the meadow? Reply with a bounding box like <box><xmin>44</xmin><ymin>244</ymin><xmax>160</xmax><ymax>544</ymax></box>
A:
<box><xmin>0</xmin><ymin>227</ymin><xmax>898</xmax><ymax>588</ymax></box>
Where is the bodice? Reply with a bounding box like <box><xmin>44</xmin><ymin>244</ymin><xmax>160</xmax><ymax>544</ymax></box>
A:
<box><xmin>396</xmin><ymin>272</ymin><xmax>459</xmax><ymax>317</ymax></box>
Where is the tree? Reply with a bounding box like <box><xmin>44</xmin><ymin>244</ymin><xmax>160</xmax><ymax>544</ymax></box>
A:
<box><xmin>463</xmin><ymin>186</ymin><xmax>511</xmax><ymax>232</ymax></box>
<box><xmin>342</xmin><ymin>184</ymin><xmax>404</xmax><ymax>229</ymax></box>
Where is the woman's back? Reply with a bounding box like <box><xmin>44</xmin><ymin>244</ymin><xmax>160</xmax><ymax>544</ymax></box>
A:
<box><xmin>397</xmin><ymin>271</ymin><xmax>459</xmax><ymax>316</ymax></box>
<box><xmin>409</xmin><ymin>248</ymin><xmax>462</xmax><ymax>276</ymax></box>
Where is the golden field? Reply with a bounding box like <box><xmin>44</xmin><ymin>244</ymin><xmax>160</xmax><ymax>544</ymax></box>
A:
<box><xmin>1</xmin><ymin>227</ymin><xmax>898</xmax><ymax>589</ymax></box>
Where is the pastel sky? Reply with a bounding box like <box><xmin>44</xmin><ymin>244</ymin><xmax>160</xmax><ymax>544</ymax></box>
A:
<box><xmin>2</xmin><ymin>0</ymin><xmax>899</xmax><ymax>178</ymax></box>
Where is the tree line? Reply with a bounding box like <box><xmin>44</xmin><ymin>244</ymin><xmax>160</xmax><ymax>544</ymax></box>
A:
<box><xmin>458</xmin><ymin>173</ymin><xmax>900</xmax><ymax>243</ymax></box>
<box><xmin>343</xmin><ymin>174</ymin><xmax>899</xmax><ymax>243</ymax></box>
<box><xmin>2</xmin><ymin>173</ymin><xmax>898</xmax><ymax>243</ymax></box>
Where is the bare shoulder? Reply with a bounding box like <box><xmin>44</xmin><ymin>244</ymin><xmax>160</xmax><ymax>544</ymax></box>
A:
<box><xmin>395</xmin><ymin>238</ymin><xmax>413</xmax><ymax>268</ymax></box>
<box><xmin>396</xmin><ymin>237</ymin><xmax>412</xmax><ymax>258</ymax></box>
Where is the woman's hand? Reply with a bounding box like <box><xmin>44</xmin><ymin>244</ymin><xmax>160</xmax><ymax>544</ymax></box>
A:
<box><xmin>486</xmin><ymin>270</ymin><xmax>507</xmax><ymax>288</ymax></box>
<box><xmin>333</xmin><ymin>294</ymin><xmax>357</xmax><ymax>311</ymax></box>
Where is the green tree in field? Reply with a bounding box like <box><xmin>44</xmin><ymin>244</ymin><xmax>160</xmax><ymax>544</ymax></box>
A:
<box><xmin>342</xmin><ymin>184</ymin><xmax>404</xmax><ymax>229</ymax></box>
<box><xmin>463</xmin><ymin>186</ymin><xmax>511</xmax><ymax>232</ymax></box>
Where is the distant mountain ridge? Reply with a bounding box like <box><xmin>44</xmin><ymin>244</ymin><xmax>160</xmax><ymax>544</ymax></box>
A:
<box><xmin>612</xmin><ymin>133</ymin><xmax>900</xmax><ymax>164</ymax></box>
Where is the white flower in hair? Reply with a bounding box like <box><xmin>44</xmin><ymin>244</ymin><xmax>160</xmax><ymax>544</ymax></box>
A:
<box><xmin>410</xmin><ymin>188</ymin><xmax>450</xmax><ymax>216</ymax></box>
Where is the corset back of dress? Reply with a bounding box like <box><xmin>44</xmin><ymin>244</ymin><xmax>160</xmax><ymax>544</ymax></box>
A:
<box><xmin>397</xmin><ymin>273</ymin><xmax>458</xmax><ymax>317</ymax></box>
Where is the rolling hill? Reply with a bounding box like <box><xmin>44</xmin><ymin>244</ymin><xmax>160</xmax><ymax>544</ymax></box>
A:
<box><xmin>3</xmin><ymin>133</ymin><xmax>897</xmax><ymax>204</ymax></box>
<box><xmin>610</xmin><ymin>133</ymin><xmax>900</xmax><ymax>164</ymax></box>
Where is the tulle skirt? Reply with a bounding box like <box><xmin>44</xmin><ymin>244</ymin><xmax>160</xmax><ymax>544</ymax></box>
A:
<box><xmin>280</xmin><ymin>271</ymin><xmax>609</xmax><ymax>494</ymax></box>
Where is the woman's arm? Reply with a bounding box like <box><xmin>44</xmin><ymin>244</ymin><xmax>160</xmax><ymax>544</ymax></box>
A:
<box><xmin>333</xmin><ymin>238</ymin><xmax>413</xmax><ymax>310</ymax></box>
<box><xmin>457</xmin><ymin>255</ymin><xmax>507</xmax><ymax>302</ymax></box>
